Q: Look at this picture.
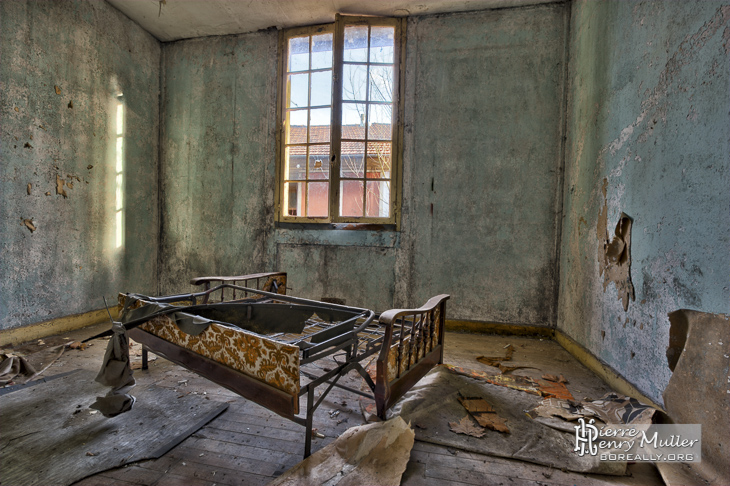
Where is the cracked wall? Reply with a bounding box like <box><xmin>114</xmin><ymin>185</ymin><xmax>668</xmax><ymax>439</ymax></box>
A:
<box><xmin>0</xmin><ymin>0</ymin><xmax>160</xmax><ymax>330</ymax></box>
<box><xmin>558</xmin><ymin>0</ymin><xmax>730</xmax><ymax>405</ymax></box>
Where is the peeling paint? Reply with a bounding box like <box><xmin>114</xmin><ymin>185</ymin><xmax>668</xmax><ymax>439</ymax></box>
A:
<box><xmin>559</xmin><ymin>0</ymin><xmax>730</xmax><ymax>405</ymax></box>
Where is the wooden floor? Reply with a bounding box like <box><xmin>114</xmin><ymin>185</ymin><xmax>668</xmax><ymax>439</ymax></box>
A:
<box><xmin>5</xmin><ymin>324</ymin><xmax>664</xmax><ymax>486</ymax></box>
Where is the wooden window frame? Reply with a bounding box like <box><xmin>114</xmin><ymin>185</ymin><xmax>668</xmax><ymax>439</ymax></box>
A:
<box><xmin>275</xmin><ymin>15</ymin><xmax>406</xmax><ymax>228</ymax></box>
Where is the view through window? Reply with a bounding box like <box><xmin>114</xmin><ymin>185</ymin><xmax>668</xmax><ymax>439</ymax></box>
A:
<box><xmin>279</xmin><ymin>17</ymin><xmax>402</xmax><ymax>224</ymax></box>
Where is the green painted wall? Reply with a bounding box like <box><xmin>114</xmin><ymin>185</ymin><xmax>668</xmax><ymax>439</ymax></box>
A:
<box><xmin>160</xmin><ymin>3</ymin><xmax>569</xmax><ymax>319</ymax></box>
<box><xmin>558</xmin><ymin>0</ymin><xmax>730</xmax><ymax>404</ymax></box>
<box><xmin>399</xmin><ymin>5</ymin><xmax>568</xmax><ymax>323</ymax></box>
<box><xmin>159</xmin><ymin>32</ymin><xmax>278</xmax><ymax>294</ymax></box>
<box><xmin>0</xmin><ymin>0</ymin><xmax>160</xmax><ymax>330</ymax></box>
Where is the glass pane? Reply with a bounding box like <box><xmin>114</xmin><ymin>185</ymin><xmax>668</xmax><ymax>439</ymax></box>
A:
<box><xmin>341</xmin><ymin>142</ymin><xmax>364</xmax><ymax>178</ymax></box>
<box><xmin>340</xmin><ymin>180</ymin><xmax>364</xmax><ymax>217</ymax></box>
<box><xmin>344</xmin><ymin>26</ymin><xmax>368</xmax><ymax>62</ymax></box>
<box><xmin>366</xmin><ymin>142</ymin><xmax>391</xmax><ymax>179</ymax></box>
<box><xmin>310</xmin><ymin>71</ymin><xmax>332</xmax><ymax>106</ymax></box>
<box><xmin>342</xmin><ymin>64</ymin><xmax>367</xmax><ymax>101</ymax></box>
<box><xmin>286</xmin><ymin>110</ymin><xmax>307</xmax><ymax>144</ymax></box>
<box><xmin>288</xmin><ymin>36</ymin><xmax>309</xmax><ymax>72</ymax></box>
<box><xmin>311</xmin><ymin>34</ymin><xmax>333</xmax><ymax>69</ymax></box>
<box><xmin>285</xmin><ymin>146</ymin><xmax>306</xmax><ymax>180</ymax></box>
<box><xmin>370</xmin><ymin>27</ymin><xmax>394</xmax><ymax>63</ymax></box>
<box><xmin>366</xmin><ymin>180</ymin><xmax>390</xmax><ymax>217</ymax></box>
<box><xmin>368</xmin><ymin>104</ymin><xmax>392</xmax><ymax>140</ymax></box>
<box><xmin>369</xmin><ymin>66</ymin><xmax>393</xmax><ymax>102</ymax></box>
<box><xmin>342</xmin><ymin>103</ymin><xmax>367</xmax><ymax>139</ymax></box>
<box><xmin>284</xmin><ymin>181</ymin><xmax>305</xmax><ymax>216</ymax></box>
<box><xmin>309</xmin><ymin>109</ymin><xmax>330</xmax><ymax>143</ymax></box>
<box><xmin>308</xmin><ymin>145</ymin><xmax>330</xmax><ymax>179</ymax></box>
<box><xmin>307</xmin><ymin>182</ymin><xmax>329</xmax><ymax>217</ymax></box>
<box><xmin>288</xmin><ymin>73</ymin><xmax>309</xmax><ymax>108</ymax></box>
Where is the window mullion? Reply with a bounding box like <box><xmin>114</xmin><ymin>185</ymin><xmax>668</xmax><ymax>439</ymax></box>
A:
<box><xmin>330</xmin><ymin>15</ymin><xmax>345</xmax><ymax>222</ymax></box>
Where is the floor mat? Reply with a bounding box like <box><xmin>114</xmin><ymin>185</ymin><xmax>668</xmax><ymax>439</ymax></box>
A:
<box><xmin>0</xmin><ymin>369</ymin><xmax>228</xmax><ymax>486</ymax></box>
<box><xmin>389</xmin><ymin>365</ymin><xmax>627</xmax><ymax>476</ymax></box>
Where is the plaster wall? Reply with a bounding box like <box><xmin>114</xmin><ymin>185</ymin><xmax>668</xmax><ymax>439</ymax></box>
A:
<box><xmin>0</xmin><ymin>0</ymin><xmax>160</xmax><ymax>330</ymax></box>
<box><xmin>160</xmin><ymin>3</ymin><xmax>568</xmax><ymax>322</ymax></box>
<box><xmin>558</xmin><ymin>0</ymin><xmax>730</xmax><ymax>405</ymax></box>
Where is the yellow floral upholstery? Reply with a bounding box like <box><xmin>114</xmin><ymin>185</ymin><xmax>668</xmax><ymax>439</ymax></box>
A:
<box><xmin>121</xmin><ymin>296</ymin><xmax>300</xmax><ymax>398</ymax></box>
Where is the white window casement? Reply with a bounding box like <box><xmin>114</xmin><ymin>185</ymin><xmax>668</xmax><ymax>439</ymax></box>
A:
<box><xmin>276</xmin><ymin>15</ymin><xmax>405</xmax><ymax>226</ymax></box>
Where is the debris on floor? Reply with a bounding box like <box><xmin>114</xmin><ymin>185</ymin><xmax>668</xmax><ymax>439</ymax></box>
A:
<box><xmin>443</xmin><ymin>364</ymin><xmax>573</xmax><ymax>400</ymax></box>
<box><xmin>0</xmin><ymin>344</ymin><xmax>65</xmax><ymax>386</ymax></box>
<box><xmin>267</xmin><ymin>416</ymin><xmax>414</xmax><ymax>486</ymax></box>
<box><xmin>449</xmin><ymin>416</ymin><xmax>486</xmax><ymax>438</ymax></box>
<box><xmin>527</xmin><ymin>393</ymin><xmax>656</xmax><ymax>429</ymax></box>
<box><xmin>476</xmin><ymin>344</ymin><xmax>514</xmax><ymax>367</ymax></box>
<box><xmin>391</xmin><ymin>366</ymin><xmax>626</xmax><ymax>475</ymax></box>
<box><xmin>458</xmin><ymin>394</ymin><xmax>509</xmax><ymax>433</ymax></box>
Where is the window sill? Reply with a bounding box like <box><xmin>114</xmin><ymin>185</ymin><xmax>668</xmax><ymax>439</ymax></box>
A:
<box><xmin>274</xmin><ymin>223</ymin><xmax>399</xmax><ymax>248</ymax></box>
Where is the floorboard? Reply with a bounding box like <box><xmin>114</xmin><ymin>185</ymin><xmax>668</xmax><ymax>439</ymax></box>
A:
<box><xmin>2</xmin><ymin>322</ymin><xmax>664</xmax><ymax>486</ymax></box>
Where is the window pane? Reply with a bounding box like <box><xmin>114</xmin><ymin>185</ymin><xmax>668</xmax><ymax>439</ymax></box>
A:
<box><xmin>310</xmin><ymin>70</ymin><xmax>332</xmax><ymax>106</ymax></box>
<box><xmin>340</xmin><ymin>180</ymin><xmax>364</xmax><ymax>217</ymax></box>
<box><xmin>288</xmin><ymin>73</ymin><xmax>309</xmax><ymax>108</ymax></box>
<box><xmin>366</xmin><ymin>142</ymin><xmax>391</xmax><ymax>179</ymax></box>
<box><xmin>286</xmin><ymin>110</ymin><xmax>307</xmax><ymax>144</ymax></box>
<box><xmin>370</xmin><ymin>27</ymin><xmax>394</xmax><ymax>63</ymax></box>
<box><xmin>285</xmin><ymin>146</ymin><xmax>306</xmax><ymax>180</ymax></box>
<box><xmin>342</xmin><ymin>103</ymin><xmax>366</xmax><ymax>139</ymax></box>
<box><xmin>369</xmin><ymin>66</ymin><xmax>393</xmax><ymax>102</ymax></box>
<box><xmin>341</xmin><ymin>142</ymin><xmax>364</xmax><ymax>178</ymax></box>
<box><xmin>307</xmin><ymin>182</ymin><xmax>329</xmax><ymax>217</ymax></box>
<box><xmin>308</xmin><ymin>145</ymin><xmax>330</xmax><ymax>179</ymax></box>
<box><xmin>342</xmin><ymin>64</ymin><xmax>367</xmax><ymax>101</ymax></box>
<box><xmin>288</xmin><ymin>36</ymin><xmax>309</xmax><ymax>72</ymax></box>
<box><xmin>344</xmin><ymin>26</ymin><xmax>368</xmax><ymax>62</ymax></box>
<box><xmin>366</xmin><ymin>180</ymin><xmax>390</xmax><ymax>217</ymax></box>
<box><xmin>368</xmin><ymin>104</ymin><xmax>392</xmax><ymax>140</ymax></box>
<box><xmin>309</xmin><ymin>109</ymin><xmax>330</xmax><ymax>143</ymax></box>
<box><xmin>311</xmin><ymin>34</ymin><xmax>333</xmax><ymax>69</ymax></box>
<box><xmin>285</xmin><ymin>181</ymin><xmax>305</xmax><ymax>216</ymax></box>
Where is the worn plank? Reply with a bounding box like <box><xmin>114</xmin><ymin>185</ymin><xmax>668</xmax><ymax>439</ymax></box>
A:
<box><xmin>0</xmin><ymin>370</ymin><xmax>227</xmax><ymax>486</ymax></box>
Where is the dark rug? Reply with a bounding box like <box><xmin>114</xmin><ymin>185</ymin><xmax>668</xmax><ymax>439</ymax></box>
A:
<box><xmin>0</xmin><ymin>369</ymin><xmax>228</xmax><ymax>486</ymax></box>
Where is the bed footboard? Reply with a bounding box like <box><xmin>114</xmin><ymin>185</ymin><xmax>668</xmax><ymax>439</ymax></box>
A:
<box><xmin>374</xmin><ymin>294</ymin><xmax>450</xmax><ymax>418</ymax></box>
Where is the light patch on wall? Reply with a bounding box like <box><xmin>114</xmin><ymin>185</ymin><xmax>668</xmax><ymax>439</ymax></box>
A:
<box><xmin>115</xmin><ymin>95</ymin><xmax>124</xmax><ymax>249</ymax></box>
<box><xmin>597</xmin><ymin>178</ymin><xmax>635</xmax><ymax>311</ymax></box>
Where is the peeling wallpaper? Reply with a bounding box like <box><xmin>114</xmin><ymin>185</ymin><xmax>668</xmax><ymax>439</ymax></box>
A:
<box><xmin>558</xmin><ymin>0</ymin><xmax>730</xmax><ymax>405</ymax></box>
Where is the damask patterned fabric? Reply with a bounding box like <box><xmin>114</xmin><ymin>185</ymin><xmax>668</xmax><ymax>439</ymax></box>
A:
<box><xmin>120</xmin><ymin>295</ymin><xmax>300</xmax><ymax>398</ymax></box>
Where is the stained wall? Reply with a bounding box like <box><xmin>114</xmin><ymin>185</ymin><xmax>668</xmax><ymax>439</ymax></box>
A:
<box><xmin>159</xmin><ymin>3</ymin><xmax>569</xmax><ymax>322</ymax></box>
<box><xmin>0</xmin><ymin>0</ymin><xmax>160</xmax><ymax>330</ymax></box>
<box><xmin>558</xmin><ymin>0</ymin><xmax>730</xmax><ymax>404</ymax></box>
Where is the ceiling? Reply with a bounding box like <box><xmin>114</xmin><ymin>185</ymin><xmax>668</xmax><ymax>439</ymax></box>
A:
<box><xmin>106</xmin><ymin>0</ymin><xmax>557</xmax><ymax>42</ymax></box>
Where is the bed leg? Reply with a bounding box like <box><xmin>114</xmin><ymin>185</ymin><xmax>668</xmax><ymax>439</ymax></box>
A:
<box><xmin>304</xmin><ymin>387</ymin><xmax>315</xmax><ymax>458</ymax></box>
<box><xmin>141</xmin><ymin>347</ymin><xmax>148</xmax><ymax>370</ymax></box>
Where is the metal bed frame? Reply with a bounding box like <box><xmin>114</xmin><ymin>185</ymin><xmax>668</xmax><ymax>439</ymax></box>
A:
<box><xmin>120</xmin><ymin>272</ymin><xmax>448</xmax><ymax>457</ymax></box>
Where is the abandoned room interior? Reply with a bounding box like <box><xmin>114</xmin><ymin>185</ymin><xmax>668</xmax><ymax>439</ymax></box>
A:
<box><xmin>1</xmin><ymin>0</ymin><xmax>728</xmax><ymax>485</ymax></box>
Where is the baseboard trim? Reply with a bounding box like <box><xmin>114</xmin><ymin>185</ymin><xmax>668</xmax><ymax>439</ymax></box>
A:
<box><xmin>0</xmin><ymin>307</ymin><xmax>119</xmax><ymax>347</ymax></box>
<box><xmin>446</xmin><ymin>319</ymin><xmax>555</xmax><ymax>338</ymax></box>
<box><xmin>554</xmin><ymin>330</ymin><xmax>664</xmax><ymax>411</ymax></box>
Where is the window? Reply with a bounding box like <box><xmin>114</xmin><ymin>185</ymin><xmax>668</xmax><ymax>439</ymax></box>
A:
<box><xmin>276</xmin><ymin>15</ymin><xmax>404</xmax><ymax>225</ymax></box>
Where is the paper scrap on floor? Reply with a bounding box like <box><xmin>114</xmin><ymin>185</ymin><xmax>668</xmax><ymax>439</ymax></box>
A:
<box><xmin>267</xmin><ymin>416</ymin><xmax>414</xmax><ymax>486</ymax></box>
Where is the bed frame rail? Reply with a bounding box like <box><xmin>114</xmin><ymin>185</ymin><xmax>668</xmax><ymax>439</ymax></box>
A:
<box><xmin>374</xmin><ymin>294</ymin><xmax>450</xmax><ymax>418</ymax></box>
